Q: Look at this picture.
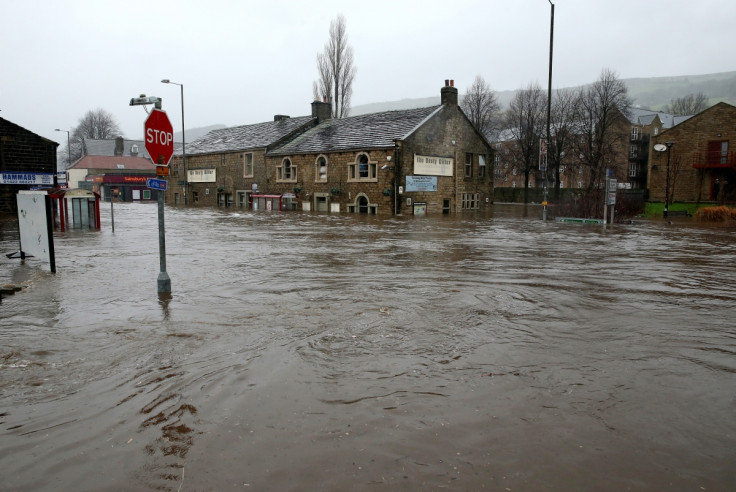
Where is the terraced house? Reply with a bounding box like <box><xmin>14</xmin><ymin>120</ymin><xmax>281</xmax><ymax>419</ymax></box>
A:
<box><xmin>166</xmin><ymin>81</ymin><xmax>493</xmax><ymax>215</ymax></box>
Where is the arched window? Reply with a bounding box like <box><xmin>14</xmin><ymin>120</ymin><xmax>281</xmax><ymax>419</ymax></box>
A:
<box><xmin>315</xmin><ymin>156</ymin><xmax>327</xmax><ymax>182</ymax></box>
<box><xmin>348</xmin><ymin>153</ymin><xmax>377</xmax><ymax>181</ymax></box>
<box><xmin>277</xmin><ymin>158</ymin><xmax>297</xmax><ymax>182</ymax></box>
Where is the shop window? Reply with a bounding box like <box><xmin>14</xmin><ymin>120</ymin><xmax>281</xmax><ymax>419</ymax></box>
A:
<box><xmin>461</xmin><ymin>193</ymin><xmax>479</xmax><ymax>209</ymax></box>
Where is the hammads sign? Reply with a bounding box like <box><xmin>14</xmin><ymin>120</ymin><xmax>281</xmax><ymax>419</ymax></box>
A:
<box><xmin>144</xmin><ymin>109</ymin><xmax>174</xmax><ymax>165</ymax></box>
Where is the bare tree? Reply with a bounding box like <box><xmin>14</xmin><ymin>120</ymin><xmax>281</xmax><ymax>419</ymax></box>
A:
<box><xmin>573</xmin><ymin>68</ymin><xmax>632</xmax><ymax>188</ymax></box>
<box><xmin>72</xmin><ymin>108</ymin><xmax>122</xmax><ymax>141</ymax></box>
<box><xmin>460</xmin><ymin>75</ymin><xmax>500</xmax><ymax>138</ymax></box>
<box><xmin>504</xmin><ymin>82</ymin><xmax>546</xmax><ymax>203</ymax></box>
<box><xmin>313</xmin><ymin>14</ymin><xmax>356</xmax><ymax>118</ymax></box>
<box><xmin>547</xmin><ymin>87</ymin><xmax>578</xmax><ymax>196</ymax></box>
<box><xmin>664</xmin><ymin>92</ymin><xmax>709</xmax><ymax>116</ymax></box>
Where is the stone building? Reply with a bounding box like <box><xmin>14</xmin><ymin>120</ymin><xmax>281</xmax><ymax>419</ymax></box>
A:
<box><xmin>649</xmin><ymin>102</ymin><xmax>736</xmax><ymax>204</ymax></box>
<box><xmin>167</xmin><ymin>114</ymin><xmax>317</xmax><ymax>207</ymax></box>
<box><xmin>0</xmin><ymin>117</ymin><xmax>59</xmax><ymax>214</ymax></box>
<box><xmin>170</xmin><ymin>80</ymin><xmax>494</xmax><ymax>215</ymax></box>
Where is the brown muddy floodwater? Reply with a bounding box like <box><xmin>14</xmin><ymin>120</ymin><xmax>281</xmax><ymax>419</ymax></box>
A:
<box><xmin>0</xmin><ymin>203</ymin><xmax>735</xmax><ymax>491</ymax></box>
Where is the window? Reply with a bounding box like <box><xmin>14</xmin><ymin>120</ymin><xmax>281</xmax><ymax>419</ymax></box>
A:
<box><xmin>461</xmin><ymin>193</ymin><xmax>479</xmax><ymax>209</ymax></box>
<box><xmin>631</xmin><ymin>127</ymin><xmax>639</xmax><ymax>141</ymax></box>
<box><xmin>243</xmin><ymin>153</ymin><xmax>253</xmax><ymax>177</ymax></box>
<box><xmin>143</xmin><ymin>190</ymin><xmax>151</xmax><ymax>200</ymax></box>
<box><xmin>653</xmin><ymin>127</ymin><xmax>659</xmax><ymax>136</ymax></box>
<box><xmin>315</xmin><ymin>156</ymin><xmax>327</xmax><ymax>182</ymax></box>
<box><xmin>277</xmin><ymin>158</ymin><xmax>297</xmax><ymax>182</ymax></box>
<box><xmin>478</xmin><ymin>155</ymin><xmax>486</xmax><ymax>178</ymax></box>
<box><xmin>630</xmin><ymin>145</ymin><xmax>638</xmax><ymax>158</ymax></box>
<box><xmin>348</xmin><ymin>153</ymin><xmax>377</xmax><ymax>181</ymax></box>
<box><xmin>560</xmin><ymin>166</ymin><xmax>566</xmax><ymax>174</ymax></box>
<box><xmin>629</xmin><ymin>162</ymin><xmax>639</xmax><ymax>177</ymax></box>
<box><xmin>465</xmin><ymin>153</ymin><xmax>473</xmax><ymax>177</ymax></box>
<box><xmin>193</xmin><ymin>191</ymin><xmax>199</xmax><ymax>203</ymax></box>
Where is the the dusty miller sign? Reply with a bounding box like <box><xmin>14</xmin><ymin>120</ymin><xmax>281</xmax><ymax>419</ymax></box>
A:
<box><xmin>414</xmin><ymin>155</ymin><xmax>453</xmax><ymax>177</ymax></box>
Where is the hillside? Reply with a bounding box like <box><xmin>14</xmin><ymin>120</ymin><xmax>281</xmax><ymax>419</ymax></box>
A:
<box><xmin>351</xmin><ymin>71</ymin><xmax>736</xmax><ymax>115</ymax></box>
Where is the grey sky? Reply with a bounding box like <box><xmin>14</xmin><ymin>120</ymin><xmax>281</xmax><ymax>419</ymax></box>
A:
<box><xmin>1</xmin><ymin>0</ymin><xmax>734</xmax><ymax>146</ymax></box>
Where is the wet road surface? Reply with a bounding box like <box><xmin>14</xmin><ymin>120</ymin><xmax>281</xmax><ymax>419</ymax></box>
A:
<box><xmin>1</xmin><ymin>203</ymin><xmax>735</xmax><ymax>491</ymax></box>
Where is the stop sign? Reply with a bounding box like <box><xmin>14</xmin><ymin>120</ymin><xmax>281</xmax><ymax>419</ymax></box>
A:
<box><xmin>144</xmin><ymin>109</ymin><xmax>174</xmax><ymax>165</ymax></box>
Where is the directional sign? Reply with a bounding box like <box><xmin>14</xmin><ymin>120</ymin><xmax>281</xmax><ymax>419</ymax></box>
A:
<box><xmin>146</xmin><ymin>178</ymin><xmax>168</xmax><ymax>190</ymax></box>
<box><xmin>144</xmin><ymin>109</ymin><xmax>174</xmax><ymax>165</ymax></box>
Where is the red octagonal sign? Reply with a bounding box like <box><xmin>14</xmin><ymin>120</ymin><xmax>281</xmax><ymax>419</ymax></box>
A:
<box><xmin>144</xmin><ymin>109</ymin><xmax>174</xmax><ymax>165</ymax></box>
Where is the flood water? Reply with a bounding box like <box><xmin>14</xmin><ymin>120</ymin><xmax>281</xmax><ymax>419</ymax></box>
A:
<box><xmin>1</xmin><ymin>203</ymin><xmax>735</xmax><ymax>491</ymax></box>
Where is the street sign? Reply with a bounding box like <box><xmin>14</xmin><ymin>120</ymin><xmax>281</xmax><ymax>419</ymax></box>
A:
<box><xmin>156</xmin><ymin>165</ymin><xmax>170</xmax><ymax>177</ymax></box>
<box><xmin>146</xmin><ymin>178</ymin><xmax>168</xmax><ymax>190</ymax></box>
<box><xmin>144</xmin><ymin>109</ymin><xmax>174</xmax><ymax>165</ymax></box>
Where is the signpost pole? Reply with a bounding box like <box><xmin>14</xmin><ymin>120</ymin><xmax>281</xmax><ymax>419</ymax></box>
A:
<box><xmin>157</xmin><ymin>189</ymin><xmax>170</xmax><ymax>293</ymax></box>
<box><xmin>137</xmin><ymin>105</ymin><xmax>174</xmax><ymax>294</ymax></box>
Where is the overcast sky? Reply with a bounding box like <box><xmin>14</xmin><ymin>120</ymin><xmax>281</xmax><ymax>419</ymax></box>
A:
<box><xmin>1</xmin><ymin>0</ymin><xmax>734</xmax><ymax>146</ymax></box>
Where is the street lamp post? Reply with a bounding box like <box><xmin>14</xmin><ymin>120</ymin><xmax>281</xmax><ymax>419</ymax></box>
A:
<box><xmin>54</xmin><ymin>128</ymin><xmax>71</xmax><ymax>170</ymax></box>
<box><xmin>543</xmin><ymin>0</ymin><xmax>554</xmax><ymax>221</ymax></box>
<box><xmin>161</xmin><ymin>79</ymin><xmax>187</xmax><ymax>204</ymax></box>
<box><xmin>654</xmin><ymin>141</ymin><xmax>675</xmax><ymax>218</ymax></box>
<box><xmin>664</xmin><ymin>141</ymin><xmax>674</xmax><ymax>218</ymax></box>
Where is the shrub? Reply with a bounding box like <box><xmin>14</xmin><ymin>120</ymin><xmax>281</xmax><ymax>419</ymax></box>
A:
<box><xmin>694</xmin><ymin>206</ymin><xmax>736</xmax><ymax>222</ymax></box>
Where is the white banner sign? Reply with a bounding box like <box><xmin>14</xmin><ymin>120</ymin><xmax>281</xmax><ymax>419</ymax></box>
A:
<box><xmin>187</xmin><ymin>169</ymin><xmax>216</xmax><ymax>183</ymax></box>
<box><xmin>414</xmin><ymin>155</ymin><xmax>454</xmax><ymax>177</ymax></box>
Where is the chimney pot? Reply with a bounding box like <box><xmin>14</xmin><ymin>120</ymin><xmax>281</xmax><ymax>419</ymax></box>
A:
<box><xmin>450</xmin><ymin>80</ymin><xmax>454</xmax><ymax>87</ymax></box>
<box><xmin>445</xmin><ymin>79</ymin><xmax>449</xmax><ymax>87</ymax></box>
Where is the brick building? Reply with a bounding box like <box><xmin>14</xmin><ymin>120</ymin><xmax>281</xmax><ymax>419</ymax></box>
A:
<box><xmin>0</xmin><ymin>117</ymin><xmax>59</xmax><ymax>214</ymax></box>
<box><xmin>169</xmin><ymin>81</ymin><xmax>493</xmax><ymax>214</ymax></box>
<box><xmin>66</xmin><ymin>136</ymin><xmax>158</xmax><ymax>202</ymax></box>
<box><xmin>649</xmin><ymin>102</ymin><xmax>736</xmax><ymax>204</ymax></box>
<box><xmin>493</xmin><ymin>107</ymin><xmax>687</xmax><ymax>201</ymax></box>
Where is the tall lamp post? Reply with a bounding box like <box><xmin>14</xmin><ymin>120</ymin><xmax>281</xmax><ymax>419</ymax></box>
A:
<box><xmin>543</xmin><ymin>0</ymin><xmax>554</xmax><ymax>221</ymax></box>
<box><xmin>161</xmin><ymin>79</ymin><xmax>187</xmax><ymax>204</ymax></box>
<box><xmin>654</xmin><ymin>141</ymin><xmax>675</xmax><ymax>218</ymax></box>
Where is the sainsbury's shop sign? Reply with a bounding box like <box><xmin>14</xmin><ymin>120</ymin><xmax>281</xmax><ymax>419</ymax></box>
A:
<box><xmin>0</xmin><ymin>171</ymin><xmax>55</xmax><ymax>185</ymax></box>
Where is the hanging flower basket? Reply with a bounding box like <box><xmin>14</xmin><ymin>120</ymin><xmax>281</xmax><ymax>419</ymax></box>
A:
<box><xmin>293</xmin><ymin>186</ymin><xmax>302</xmax><ymax>194</ymax></box>
<box><xmin>331</xmin><ymin>188</ymin><xmax>341</xmax><ymax>195</ymax></box>
<box><xmin>382</xmin><ymin>188</ymin><xmax>393</xmax><ymax>196</ymax></box>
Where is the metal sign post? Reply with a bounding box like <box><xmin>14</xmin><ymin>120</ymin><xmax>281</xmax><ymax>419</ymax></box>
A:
<box><xmin>132</xmin><ymin>97</ymin><xmax>174</xmax><ymax>294</ymax></box>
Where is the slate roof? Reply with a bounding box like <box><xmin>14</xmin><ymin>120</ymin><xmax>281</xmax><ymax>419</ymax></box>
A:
<box><xmin>184</xmin><ymin>116</ymin><xmax>315</xmax><ymax>155</ymax></box>
<box><xmin>69</xmin><ymin>155</ymin><xmax>156</xmax><ymax>171</ymax></box>
<box><xmin>627</xmin><ymin>108</ymin><xmax>693</xmax><ymax>128</ymax></box>
<box><xmin>81</xmin><ymin>138</ymin><xmax>183</xmax><ymax>160</ymax></box>
<box><xmin>268</xmin><ymin>106</ymin><xmax>443</xmax><ymax>155</ymax></box>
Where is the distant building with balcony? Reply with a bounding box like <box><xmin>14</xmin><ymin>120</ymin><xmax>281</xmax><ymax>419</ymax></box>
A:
<box><xmin>648</xmin><ymin>102</ymin><xmax>736</xmax><ymax>203</ymax></box>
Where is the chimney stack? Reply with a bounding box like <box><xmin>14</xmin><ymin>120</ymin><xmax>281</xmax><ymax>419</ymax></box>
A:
<box><xmin>114</xmin><ymin>136</ymin><xmax>124</xmax><ymax>156</ymax></box>
<box><xmin>441</xmin><ymin>79</ymin><xmax>458</xmax><ymax>106</ymax></box>
<box><xmin>312</xmin><ymin>98</ymin><xmax>332</xmax><ymax>123</ymax></box>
